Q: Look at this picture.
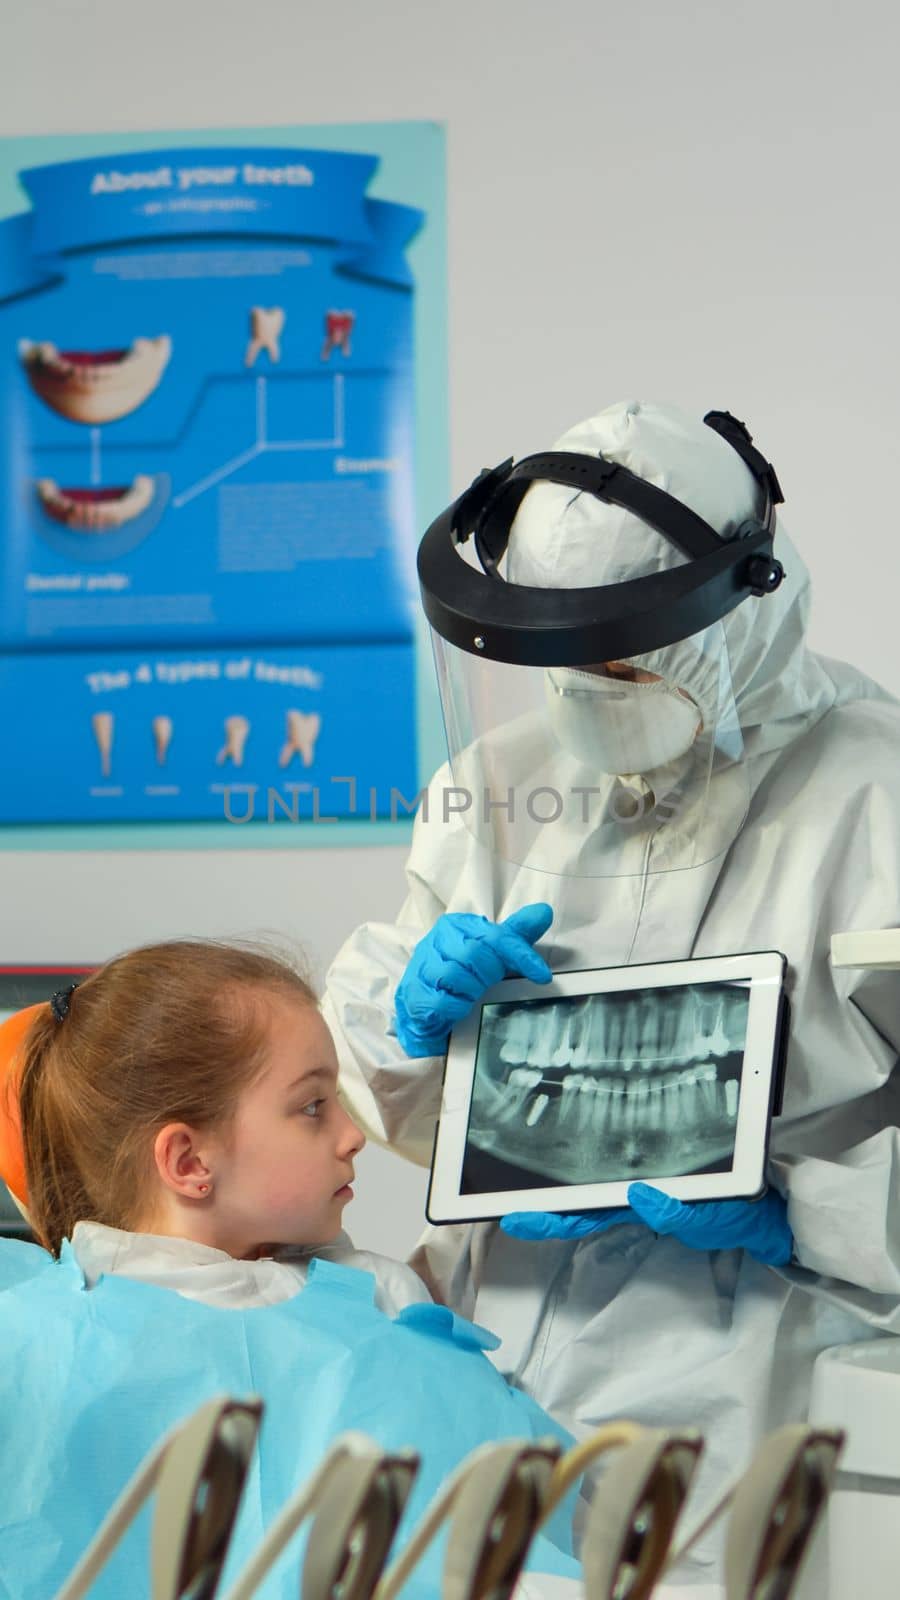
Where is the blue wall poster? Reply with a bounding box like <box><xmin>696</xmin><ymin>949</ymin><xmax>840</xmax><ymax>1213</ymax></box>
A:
<box><xmin>0</xmin><ymin>125</ymin><xmax>447</xmax><ymax>836</ymax></box>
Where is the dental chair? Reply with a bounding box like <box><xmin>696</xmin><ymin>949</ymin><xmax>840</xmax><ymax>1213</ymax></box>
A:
<box><xmin>0</xmin><ymin>964</ymin><xmax>95</xmax><ymax>1243</ymax></box>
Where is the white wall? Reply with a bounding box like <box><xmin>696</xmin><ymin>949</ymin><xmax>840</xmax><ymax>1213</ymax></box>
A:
<box><xmin>2</xmin><ymin>0</ymin><xmax>899</xmax><ymax>1255</ymax></box>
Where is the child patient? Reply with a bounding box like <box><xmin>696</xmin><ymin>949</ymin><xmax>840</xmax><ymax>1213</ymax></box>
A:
<box><xmin>0</xmin><ymin>940</ymin><xmax>578</xmax><ymax>1599</ymax></box>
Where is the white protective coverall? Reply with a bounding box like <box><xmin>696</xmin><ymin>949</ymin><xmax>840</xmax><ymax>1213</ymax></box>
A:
<box><xmin>323</xmin><ymin>400</ymin><xmax>900</xmax><ymax>1584</ymax></box>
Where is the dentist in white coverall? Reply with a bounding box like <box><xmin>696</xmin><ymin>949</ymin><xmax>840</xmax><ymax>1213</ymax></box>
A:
<box><xmin>322</xmin><ymin>400</ymin><xmax>900</xmax><ymax>1584</ymax></box>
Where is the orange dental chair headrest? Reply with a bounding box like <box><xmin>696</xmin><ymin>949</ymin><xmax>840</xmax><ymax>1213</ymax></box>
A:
<box><xmin>0</xmin><ymin>1003</ymin><xmax>46</xmax><ymax>1208</ymax></box>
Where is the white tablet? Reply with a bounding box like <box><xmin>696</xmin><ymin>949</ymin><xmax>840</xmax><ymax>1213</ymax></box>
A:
<box><xmin>426</xmin><ymin>951</ymin><xmax>789</xmax><ymax>1224</ymax></box>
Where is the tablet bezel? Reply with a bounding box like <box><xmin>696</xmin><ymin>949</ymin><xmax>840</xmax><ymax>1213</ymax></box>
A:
<box><xmin>426</xmin><ymin>950</ymin><xmax>788</xmax><ymax>1224</ymax></box>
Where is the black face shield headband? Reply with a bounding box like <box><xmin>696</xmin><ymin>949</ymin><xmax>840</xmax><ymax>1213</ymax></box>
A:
<box><xmin>417</xmin><ymin>410</ymin><xmax>785</xmax><ymax>667</ymax></box>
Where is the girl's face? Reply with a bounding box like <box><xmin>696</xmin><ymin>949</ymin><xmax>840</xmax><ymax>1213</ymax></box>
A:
<box><xmin>206</xmin><ymin>997</ymin><xmax>365</xmax><ymax>1258</ymax></box>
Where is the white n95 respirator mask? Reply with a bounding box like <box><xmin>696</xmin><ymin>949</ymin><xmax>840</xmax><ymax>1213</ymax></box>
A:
<box><xmin>544</xmin><ymin>668</ymin><xmax>702</xmax><ymax>775</ymax></box>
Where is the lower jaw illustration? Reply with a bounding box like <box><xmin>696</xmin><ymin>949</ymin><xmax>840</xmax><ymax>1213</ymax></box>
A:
<box><xmin>216</xmin><ymin>716</ymin><xmax>251</xmax><ymax>767</ymax></box>
<box><xmin>91</xmin><ymin>712</ymin><xmax>114</xmax><ymax>779</ymax></box>
<box><xmin>18</xmin><ymin>336</ymin><xmax>171</xmax><ymax>423</ymax></box>
<box><xmin>278</xmin><ymin>710</ymin><xmax>321</xmax><ymax>769</ymax></box>
<box><xmin>36</xmin><ymin>476</ymin><xmax>155</xmax><ymax>531</ymax></box>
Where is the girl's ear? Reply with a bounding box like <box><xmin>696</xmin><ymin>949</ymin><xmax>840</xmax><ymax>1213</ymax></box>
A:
<box><xmin>153</xmin><ymin>1124</ymin><xmax>214</xmax><ymax>1200</ymax></box>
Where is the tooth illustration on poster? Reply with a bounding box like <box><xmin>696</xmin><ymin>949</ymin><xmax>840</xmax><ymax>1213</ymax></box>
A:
<box><xmin>278</xmin><ymin>709</ymin><xmax>321</xmax><ymax>768</ymax></box>
<box><xmin>152</xmin><ymin>715</ymin><xmax>173</xmax><ymax>766</ymax></box>
<box><xmin>321</xmin><ymin>309</ymin><xmax>355</xmax><ymax>361</ymax></box>
<box><xmin>0</xmin><ymin>125</ymin><xmax>443</xmax><ymax>827</ymax></box>
<box><xmin>244</xmin><ymin>306</ymin><xmax>285</xmax><ymax>368</ymax></box>
<box><xmin>216</xmin><ymin>715</ymin><xmax>251</xmax><ymax>767</ymax></box>
<box><xmin>91</xmin><ymin>712</ymin><xmax>114</xmax><ymax>779</ymax></box>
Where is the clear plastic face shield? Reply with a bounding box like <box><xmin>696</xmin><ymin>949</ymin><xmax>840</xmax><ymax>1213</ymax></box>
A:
<box><xmin>418</xmin><ymin>410</ymin><xmax>785</xmax><ymax>880</ymax></box>
<box><xmin>431</xmin><ymin>620</ymin><xmax>742</xmax><ymax>879</ymax></box>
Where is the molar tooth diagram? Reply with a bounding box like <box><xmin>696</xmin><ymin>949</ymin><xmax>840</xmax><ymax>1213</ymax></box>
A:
<box><xmin>320</xmin><ymin>309</ymin><xmax>355</xmax><ymax>361</ymax></box>
<box><xmin>244</xmin><ymin>306</ymin><xmax>285</xmax><ymax>368</ymax></box>
<box><xmin>278</xmin><ymin>709</ymin><xmax>321</xmax><ymax>769</ymax></box>
<box><xmin>463</xmin><ymin>982</ymin><xmax>751</xmax><ymax>1191</ymax></box>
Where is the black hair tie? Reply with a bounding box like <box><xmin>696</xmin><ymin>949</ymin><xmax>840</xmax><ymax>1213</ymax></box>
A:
<box><xmin>50</xmin><ymin>984</ymin><xmax>79</xmax><ymax>1023</ymax></box>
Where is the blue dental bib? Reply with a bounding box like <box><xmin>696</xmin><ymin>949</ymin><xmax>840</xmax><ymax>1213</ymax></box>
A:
<box><xmin>0</xmin><ymin>1241</ymin><xmax>577</xmax><ymax>1596</ymax></box>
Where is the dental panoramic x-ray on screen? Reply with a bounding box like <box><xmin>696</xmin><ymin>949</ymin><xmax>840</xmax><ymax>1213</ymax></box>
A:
<box><xmin>462</xmin><ymin>982</ymin><xmax>750</xmax><ymax>1191</ymax></box>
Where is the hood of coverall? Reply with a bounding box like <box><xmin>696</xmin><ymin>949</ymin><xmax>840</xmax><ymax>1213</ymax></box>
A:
<box><xmin>508</xmin><ymin>399</ymin><xmax>828</xmax><ymax>755</ymax></box>
<box><xmin>430</xmin><ymin>399</ymin><xmax>837</xmax><ymax>876</ymax></box>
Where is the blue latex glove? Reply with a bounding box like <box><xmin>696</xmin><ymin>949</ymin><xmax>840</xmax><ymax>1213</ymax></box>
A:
<box><xmin>394</xmin><ymin>904</ymin><xmax>554</xmax><ymax>1056</ymax></box>
<box><xmin>501</xmin><ymin>1182</ymin><xmax>793</xmax><ymax>1266</ymax></box>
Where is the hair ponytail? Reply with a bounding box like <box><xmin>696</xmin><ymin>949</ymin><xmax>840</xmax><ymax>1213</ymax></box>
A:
<box><xmin>19</xmin><ymin>1002</ymin><xmax>96</xmax><ymax>1255</ymax></box>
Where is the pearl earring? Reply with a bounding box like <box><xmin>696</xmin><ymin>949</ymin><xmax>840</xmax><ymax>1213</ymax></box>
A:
<box><xmin>198</xmin><ymin>1183</ymin><xmax>210</xmax><ymax>1196</ymax></box>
